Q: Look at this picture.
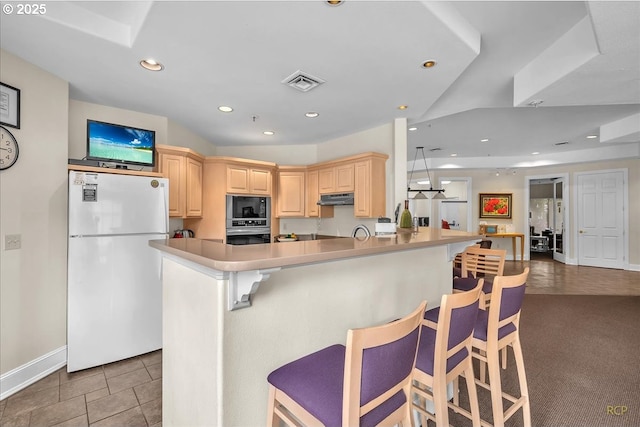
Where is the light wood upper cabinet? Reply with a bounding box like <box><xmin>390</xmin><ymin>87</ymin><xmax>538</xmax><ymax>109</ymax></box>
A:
<box><xmin>318</xmin><ymin>162</ymin><xmax>355</xmax><ymax>194</ymax></box>
<box><xmin>276</xmin><ymin>169</ymin><xmax>306</xmax><ymax>217</ymax></box>
<box><xmin>156</xmin><ymin>145</ymin><xmax>204</xmax><ymax>218</ymax></box>
<box><xmin>306</xmin><ymin>169</ymin><xmax>320</xmax><ymax>217</ymax></box>
<box><xmin>185</xmin><ymin>157</ymin><xmax>203</xmax><ymax>217</ymax></box>
<box><xmin>336</xmin><ymin>163</ymin><xmax>355</xmax><ymax>192</ymax></box>
<box><xmin>227</xmin><ymin>165</ymin><xmax>272</xmax><ymax>195</ymax></box>
<box><xmin>354</xmin><ymin>155</ymin><xmax>387</xmax><ymax>218</ymax></box>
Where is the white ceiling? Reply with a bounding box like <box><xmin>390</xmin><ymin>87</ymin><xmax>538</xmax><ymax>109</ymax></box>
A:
<box><xmin>1</xmin><ymin>1</ymin><xmax>639</xmax><ymax>167</ymax></box>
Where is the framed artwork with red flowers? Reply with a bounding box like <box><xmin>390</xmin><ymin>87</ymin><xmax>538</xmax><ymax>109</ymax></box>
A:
<box><xmin>479</xmin><ymin>193</ymin><xmax>512</xmax><ymax>219</ymax></box>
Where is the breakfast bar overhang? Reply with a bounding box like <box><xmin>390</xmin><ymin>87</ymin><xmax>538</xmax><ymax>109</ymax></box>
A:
<box><xmin>150</xmin><ymin>228</ymin><xmax>480</xmax><ymax>427</ymax></box>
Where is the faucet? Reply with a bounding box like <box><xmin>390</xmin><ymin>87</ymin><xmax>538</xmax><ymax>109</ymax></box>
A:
<box><xmin>351</xmin><ymin>224</ymin><xmax>371</xmax><ymax>238</ymax></box>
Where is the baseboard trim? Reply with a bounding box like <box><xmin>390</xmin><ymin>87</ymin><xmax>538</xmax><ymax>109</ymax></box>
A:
<box><xmin>628</xmin><ymin>263</ymin><xmax>640</xmax><ymax>272</ymax></box>
<box><xmin>0</xmin><ymin>346</ymin><xmax>67</xmax><ymax>400</ymax></box>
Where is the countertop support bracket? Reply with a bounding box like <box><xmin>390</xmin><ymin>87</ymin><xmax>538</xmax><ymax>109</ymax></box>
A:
<box><xmin>228</xmin><ymin>268</ymin><xmax>281</xmax><ymax>310</ymax></box>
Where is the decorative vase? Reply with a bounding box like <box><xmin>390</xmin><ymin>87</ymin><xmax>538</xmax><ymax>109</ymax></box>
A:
<box><xmin>399</xmin><ymin>200</ymin><xmax>413</xmax><ymax>228</ymax></box>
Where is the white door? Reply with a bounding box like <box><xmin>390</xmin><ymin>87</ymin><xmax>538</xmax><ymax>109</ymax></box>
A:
<box><xmin>577</xmin><ymin>171</ymin><xmax>624</xmax><ymax>268</ymax></box>
<box><xmin>552</xmin><ymin>178</ymin><xmax>566</xmax><ymax>263</ymax></box>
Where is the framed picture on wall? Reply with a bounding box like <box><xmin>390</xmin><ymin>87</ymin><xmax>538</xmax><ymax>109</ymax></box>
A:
<box><xmin>479</xmin><ymin>193</ymin><xmax>512</xmax><ymax>219</ymax></box>
<box><xmin>1</xmin><ymin>82</ymin><xmax>20</xmax><ymax>129</ymax></box>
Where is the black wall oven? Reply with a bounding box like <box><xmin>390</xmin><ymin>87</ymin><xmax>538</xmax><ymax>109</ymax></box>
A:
<box><xmin>226</xmin><ymin>228</ymin><xmax>271</xmax><ymax>246</ymax></box>
<box><xmin>226</xmin><ymin>195</ymin><xmax>270</xmax><ymax>228</ymax></box>
<box><xmin>226</xmin><ymin>195</ymin><xmax>271</xmax><ymax>245</ymax></box>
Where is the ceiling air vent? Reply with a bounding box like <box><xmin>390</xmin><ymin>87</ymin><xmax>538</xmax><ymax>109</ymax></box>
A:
<box><xmin>281</xmin><ymin>70</ymin><xmax>326</xmax><ymax>92</ymax></box>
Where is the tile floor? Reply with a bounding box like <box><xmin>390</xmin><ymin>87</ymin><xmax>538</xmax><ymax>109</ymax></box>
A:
<box><xmin>0</xmin><ymin>350</ymin><xmax>161</xmax><ymax>427</ymax></box>
<box><xmin>1</xmin><ymin>258</ymin><xmax>638</xmax><ymax>426</ymax></box>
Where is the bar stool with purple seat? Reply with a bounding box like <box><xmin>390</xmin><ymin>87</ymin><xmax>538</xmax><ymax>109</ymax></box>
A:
<box><xmin>266</xmin><ymin>301</ymin><xmax>426</xmax><ymax>427</ymax></box>
<box><xmin>454</xmin><ymin>247</ymin><xmax>506</xmax><ymax>309</ymax></box>
<box><xmin>412</xmin><ymin>282</ymin><xmax>483</xmax><ymax>427</ymax></box>
<box><xmin>468</xmin><ymin>268</ymin><xmax>532</xmax><ymax>427</ymax></box>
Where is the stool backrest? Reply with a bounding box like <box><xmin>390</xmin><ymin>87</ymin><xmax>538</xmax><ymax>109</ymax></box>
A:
<box><xmin>435</xmin><ymin>282</ymin><xmax>483</xmax><ymax>374</ymax></box>
<box><xmin>461</xmin><ymin>246</ymin><xmax>506</xmax><ymax>278</ymax></box>
<box><xmin>343</xmin><ymin>300</ymin><xmax>427</xmax><ymax>426</ymax></box>
<box><xmin>488</xmin><ymin>268</ymin><xmax>529</xmax><ymax>340</ymax></box>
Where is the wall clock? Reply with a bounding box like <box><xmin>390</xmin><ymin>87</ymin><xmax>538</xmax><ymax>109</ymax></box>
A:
<box><xmin>1</xmin><ymin>125</ymin><xmax>19</xmax><ymax>170</ymax></box>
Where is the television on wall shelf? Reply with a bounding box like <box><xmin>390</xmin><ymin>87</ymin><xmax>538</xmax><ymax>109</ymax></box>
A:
<box><xmin>86</xmin><ymin>120</ymin><xmax>156</xmax><ymax>168</ymax></box>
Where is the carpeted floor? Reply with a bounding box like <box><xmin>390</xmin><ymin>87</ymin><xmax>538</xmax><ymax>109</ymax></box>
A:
<box><xmin>447</xmin><ymin>294</ymin><xmax>640</xmax><ymax>427</ymax></box>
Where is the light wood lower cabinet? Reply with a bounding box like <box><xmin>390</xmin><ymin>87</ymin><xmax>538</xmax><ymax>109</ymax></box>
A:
<box><xmin>156</xmin><ymin>145</ymin><xmax>203</xmax><ymax>218</ymax></box>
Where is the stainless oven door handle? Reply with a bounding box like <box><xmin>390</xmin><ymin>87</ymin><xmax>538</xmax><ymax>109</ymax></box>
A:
<box><xmin>226</xmin><ymin>228</ymin><xmax>271</xmax><ymax>236</ymax></box>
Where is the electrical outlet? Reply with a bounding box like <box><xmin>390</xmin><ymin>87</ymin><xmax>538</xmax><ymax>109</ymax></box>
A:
<box><xmin>4</xmin><ymin>234</ymin><xmax>21</xmax><ymax>250</ymax></box>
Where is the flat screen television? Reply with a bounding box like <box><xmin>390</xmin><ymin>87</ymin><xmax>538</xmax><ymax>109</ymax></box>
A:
<box><xmin>86</xmin><ymin>120</ymin><xmax>156</xmax><ymax>168</ymax></box>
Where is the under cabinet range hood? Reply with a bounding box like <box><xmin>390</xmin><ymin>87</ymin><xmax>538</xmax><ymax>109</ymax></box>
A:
<box><xmin>318</xmin><ymin>193</ymin><xmax>354</xmax><ymax>206</ymax></box>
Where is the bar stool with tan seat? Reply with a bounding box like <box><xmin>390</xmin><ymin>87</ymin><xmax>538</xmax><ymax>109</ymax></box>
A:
<box><xmin>412</xmin><ymin>282</ymin><xmax>483</xmax><ymax>427</ymax></box>
<box><xmin>469</xmin><ymin>268</ymin><xmax>531</xmax><ymax>427</ymax></box>
<box><xmin>266</xmin><ymin>301</ymin><xmax>426</xmax><ymax>427</ymax></box>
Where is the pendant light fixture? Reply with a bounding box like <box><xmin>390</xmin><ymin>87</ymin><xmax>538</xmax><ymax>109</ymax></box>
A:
<box><xmin>407</xmin><ymin>146</ymin><xmax>446</xmax><ymax>199</ymax></box>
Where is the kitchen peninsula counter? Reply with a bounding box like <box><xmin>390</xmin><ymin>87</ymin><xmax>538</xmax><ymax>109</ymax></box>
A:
<box><xmin>149</xmin><ymin>227</ymin><xmax>480</xmax><ymax>272</ymax></box>
<box><xmin>150</xmin><ymin>227</ymin><xmax>480</xmax><ymax>427</ymax></box>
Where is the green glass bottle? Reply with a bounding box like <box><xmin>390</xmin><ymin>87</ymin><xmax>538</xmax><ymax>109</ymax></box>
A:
<box><xmin>400</xmin><ymin>199</ymin><xmax>413</xmax><ymax>228</ymax></box>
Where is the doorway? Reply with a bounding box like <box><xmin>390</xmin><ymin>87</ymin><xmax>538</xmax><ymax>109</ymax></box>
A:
<box><xmin>525</xmin><ymin>173</ymin><xmax>569</xmax><ymax>263</ymax></box>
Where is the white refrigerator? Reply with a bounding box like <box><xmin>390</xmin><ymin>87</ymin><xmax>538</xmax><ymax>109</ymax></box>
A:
<box><xmin>67</xmin><ymin>171</ymin><xmax>169</xmax><ymax>372</ymax></box>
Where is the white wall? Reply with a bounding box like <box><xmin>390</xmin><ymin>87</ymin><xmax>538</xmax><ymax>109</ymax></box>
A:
<box><xmin>167</xmin><ymin>120</ymin><xmax>217</xmax><ymax>156</ymax></box>
<box><xmin>434</xmin><ymin>158</ymin><xmax>640</xmax><ymax>265</ymax></box>
<box><xmin>216</xmin><ymin>144</ymin><xmax>317</xmax><ymax>165</ymax></box>
<box><xmin>0</xmin><ymin>50</ymin><xmax>69</xmax><ymax>376</ymax></box>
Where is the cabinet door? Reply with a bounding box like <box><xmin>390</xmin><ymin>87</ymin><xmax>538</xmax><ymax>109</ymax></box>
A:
<box><xmin>227</xmin><ymin>166</ymin><xmax>249</xmax><ymax>193</ymax></box>
<box><xmin>318</xmin><ymin>167</ymin><xmax>335</xmax><ymax>194</ymax></box>
<box><xmin>277</xmin><ymin>171</ymin><xmax>305</xmax><ymax>217</ymax></box>
<box><xmin>161</xmin><ymin>154</ymin><xmax>185</xmax><ymax>217</ymax></box>
<box><xmin>306</xmin><ymin>170</ymin><xmax>320</xmax><ymax>217</ymax></box>
<box><xmin>250</xmin><ymin>169</ymin><xmax>271</xmax><ymax>194</ymax></box>
<box><xmin>185</xmin><ymin>157</ymin><xmax>203</xmax><ymax>217</ymax></box>
<box><xmin>335</xmin><ymin>163</ymin><xmax>355</xmax><ymax>192</ymax></box>
<box><xmin>354</xmin><ymin>160</ymin><xmax>371</xmax><ymax>217</ymax></box>
<box><xmin>354</xmin><ymin>158</ymin><xmax>386</xmax><ymax>218</ymax></box>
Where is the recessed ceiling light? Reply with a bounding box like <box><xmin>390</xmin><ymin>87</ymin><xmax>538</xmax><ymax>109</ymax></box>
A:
<box><xmin>531</xmin><ymin>152</ymin><xmax>540</xmax><ymax>155</ymax></box>
<box><xmin>586</xmin><ymin>135</ymin><xmax>598</xmax><ymax>139</ymax></box>
<box><xmin>422</xmin><ymin>60</ymin><xmax>437</xmax><ymax>68</ymax></box>
<box><xmin>450</xmin><ymin>153</ymin><xmax>457</xmax><ymax>157</ymax></box>
<box><xmin>139</xmin><ymin>59</ymin><xmax>164</xmax><ymax>71</ymax></box>
<box><xmin>263</xmin><ymin>131</ymin><xmax>274</xmax><ymax>136</ymax></box>
<box><xmin>408</xmin><ymin>127</ymin><xmax>417</xmax><ymax>131</ymax></box>
<box><xmin>326</xmin><ymin>0</ymin><xmax>343</xmax><ymax>5</ymax></box>
<box><xmin>417</xmin><ymin>180</ymin><xmax>430</xmax><ymax>185</ymax></box>
<box><xmin>398</xmin><ymin>105</ymin><xmax>408</xmax><ymax>110</ymax></box>
<box><xmin>480</xmin><ymin>138</ymin><xmax>489</xmax><ymax>142</ymax></box>
<box><xmin>305</xmin><ymin>112</ymin><xmax>319</xmax><ymax>118</ymax></box>
<box><xmin>218</xmin><ymin>106</ymin><xmax>233</xmax><ymax>113</ymax></box>
<box><xmin>441</xmin><ymin>180</ymin><xmax>451</xmax><ymax>185</ymax></box>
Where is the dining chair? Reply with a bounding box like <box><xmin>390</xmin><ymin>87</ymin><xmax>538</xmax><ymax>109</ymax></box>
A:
<box><xmin>470</xmin><ymin>268</ymin><xmax>531</xmax><ymax>427</ymax></box>
<box><xmin>413</xmin><ymin>283</ymin><xmax>483</xmax><ymax>427</ymax></box>
<box><xmin>266</xmin><ymin>301</ymin><xmax>427</xmax><ymax>427</ymax></box>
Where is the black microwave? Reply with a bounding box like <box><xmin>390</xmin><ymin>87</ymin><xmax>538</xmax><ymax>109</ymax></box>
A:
<box><xmin>226</xmin><ymin>195</ymin><xmax>271</xmax><ymax>228</ymax></box>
